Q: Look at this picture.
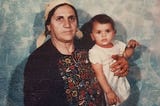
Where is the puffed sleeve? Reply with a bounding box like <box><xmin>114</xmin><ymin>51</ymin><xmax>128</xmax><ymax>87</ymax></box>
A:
<box><xmin>116</xmin><ymin>40</ymin><xmax>126</xmax><ymax>54</ymax></box>
<box><xmin>89</xmin><ymin>48</ymin><xmax>102</xmax><ymax>64</ymax></box>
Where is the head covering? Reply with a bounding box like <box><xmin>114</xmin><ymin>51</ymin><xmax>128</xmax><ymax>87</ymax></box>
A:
<box><xmin>44</xmin><ymin>0</ymin><xmax>72</xmax><ymax>21</ymax></box>
<box><xmin>36</xmin><ymin>0</ymin><xmax>71</xmax><ymax>48</ymax></box>
<box><xmin>36</xmin><ymin>0</ymin><xmax>83</xmax><ymax>48</ymax></box>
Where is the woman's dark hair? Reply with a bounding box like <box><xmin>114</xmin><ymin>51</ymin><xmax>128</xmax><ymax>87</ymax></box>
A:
<box><xmin>45</xmin><ymin>3</ymin><xmax>79</xmax><ymax>35</ymax></box>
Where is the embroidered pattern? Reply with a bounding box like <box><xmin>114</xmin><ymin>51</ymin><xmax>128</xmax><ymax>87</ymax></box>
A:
<box><xmin>58</xmin><ymin>50</ymin><xmax>103</xmax><ymax>106</ymax></box>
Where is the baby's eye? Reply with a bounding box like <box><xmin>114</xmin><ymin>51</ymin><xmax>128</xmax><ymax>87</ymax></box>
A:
<box><xmin>96</xmin><ymin>31</ymin><xmax>101</xmax><ymax>34</ymax></box>
<box><xmin>105</xmin><ymin>29</ymin><xmax>111</xmax><ymax>33</ymax></box>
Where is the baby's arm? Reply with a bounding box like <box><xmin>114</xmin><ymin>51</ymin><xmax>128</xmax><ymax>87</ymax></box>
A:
<box><xmin>91</xmin><ymin>63</ymin><xmax>120</xmax><ymax>105</ymax></box>
<box><xmin>123</xmin><ymin>39</ymin><xmax>139</xmax><ymax>59</ymax></box>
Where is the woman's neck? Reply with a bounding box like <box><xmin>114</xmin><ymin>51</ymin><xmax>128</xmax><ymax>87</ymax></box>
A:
<box><xmin>51</xmin><ymin>38</ymin><xmax>75</xmax><ymax>55</ymax></box>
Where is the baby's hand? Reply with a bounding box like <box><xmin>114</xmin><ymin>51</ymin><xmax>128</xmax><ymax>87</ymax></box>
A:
<box><xmin>106</xmin><ymin>90</ymin><xmax>120</xmax><ymax>105</ymax></box>
<box><xmin>127</xmin><ymin>39</ymin><xmax>140</xmax><ymax>48</ymax></box>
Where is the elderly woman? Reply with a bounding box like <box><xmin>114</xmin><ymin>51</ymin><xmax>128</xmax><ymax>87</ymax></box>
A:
<box><xmin>23</xmin><ymin>0</ymin><xmax>129</xmax><ymax>106</ymax></box>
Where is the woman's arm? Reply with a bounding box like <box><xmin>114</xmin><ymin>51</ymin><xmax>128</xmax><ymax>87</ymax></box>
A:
<box><xmin>110</xmin><ymin>55</ymin><xmax>129</xmax><ymax>77</ymax></box>
<box><xmin>23</xmin><ymin>56</ymin><xmax>52</xmax><ymax>106</ymax></box>
<box><xmin>110</xmin><ymin>40</ymin><xmax>139</xmax><ymax>77</ymax></box>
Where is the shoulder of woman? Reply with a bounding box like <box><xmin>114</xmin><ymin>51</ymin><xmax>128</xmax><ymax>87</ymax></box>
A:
<box><xmin>29</xmin><ymin>39</ymin><xmax>58</xmax><ymax>60</ymax></box>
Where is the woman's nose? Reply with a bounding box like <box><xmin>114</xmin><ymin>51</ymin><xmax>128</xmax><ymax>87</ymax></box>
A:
<box><xmin>64</xmin><ymin>19</ymin><xmax>71</xmax><ymax>27</ymax></box>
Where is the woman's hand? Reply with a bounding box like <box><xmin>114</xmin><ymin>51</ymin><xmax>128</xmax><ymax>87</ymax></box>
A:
<box><xmin>110</xmin><ymin>55</ymin><xmax>129</xmax><ymax>77</ymax></box>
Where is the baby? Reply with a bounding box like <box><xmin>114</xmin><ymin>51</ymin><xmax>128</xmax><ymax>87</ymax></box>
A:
<box><xmin>88</xmin><ymin>14</ymin><xmax>139</xmax><ymax>106</ymax></box>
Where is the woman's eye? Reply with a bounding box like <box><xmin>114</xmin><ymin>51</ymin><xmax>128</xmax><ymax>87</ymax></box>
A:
<box><xmin>69</xmin><ymin>16</ymin><xmax>76</xmax><ymax>22</ymax></box>
<box><xmin>56</xmin><ymin>17</ymin><xmax>63</xmax><ymax>21</ymax></box>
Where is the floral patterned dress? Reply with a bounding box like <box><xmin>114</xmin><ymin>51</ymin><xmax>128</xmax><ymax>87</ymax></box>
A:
<box><xmin>57</xmin><ymin>49</ymin><xmax>104</xmax><ymax>106</ymax></box>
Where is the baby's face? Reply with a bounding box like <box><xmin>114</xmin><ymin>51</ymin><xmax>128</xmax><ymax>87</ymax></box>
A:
<box><xmin>91</xmin><ymin>21</ymin><xmax>116</xmax><ymax>48</ymax></box>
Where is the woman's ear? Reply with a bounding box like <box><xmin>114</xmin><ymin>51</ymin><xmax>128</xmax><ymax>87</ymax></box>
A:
<box><xmin>76</xmin><ymin>28</ymin><xmax>83</xmax><ymax>39</ymax></box>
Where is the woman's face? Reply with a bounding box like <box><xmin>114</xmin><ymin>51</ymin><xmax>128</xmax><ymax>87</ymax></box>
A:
<box><xmin>47</xmin><ymin>5</ymin><xmax>77</xmax><ymax>43</ymax></box>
